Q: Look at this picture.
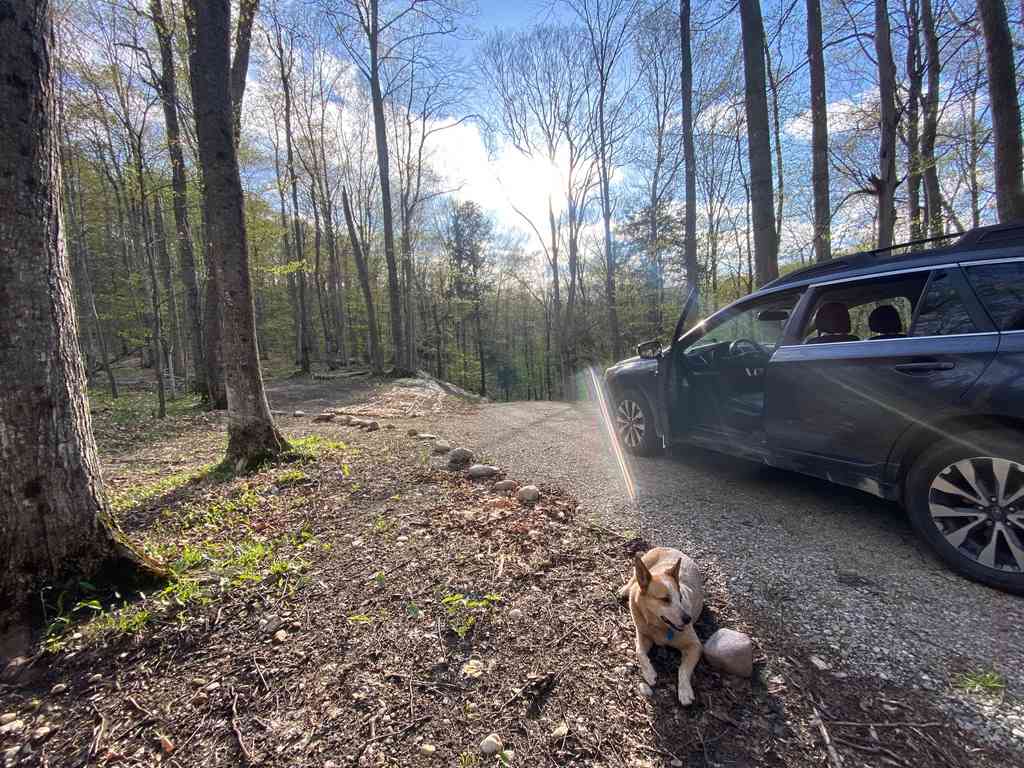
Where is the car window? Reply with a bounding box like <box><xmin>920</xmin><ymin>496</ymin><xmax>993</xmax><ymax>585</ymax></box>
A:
<box><xmin>684</xmin><ymin>291</ymin><xmax>801</xmax><ymax>353</ymax></box>
<box><xmin>801</xmin><ymin>273</ymin><xmax>928</xmax><ymax>343</ymax></box>
<box><xmin>963</xmin><ymin>260</ymin><xmax>1024</xmax><ymax>330</ymax></box>
<box><xmin>910</xmin><ymin>269</ymin><xmax>977</xmax><ymax>336</ymax></box>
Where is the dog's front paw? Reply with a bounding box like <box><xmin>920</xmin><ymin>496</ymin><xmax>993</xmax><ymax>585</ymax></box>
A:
<box><xmin>640</xmin><ymin>665</ymin><xmax>657</xmax><ymax>687</ymax></box>
<box><xmin>677</xmin><ymin>684</ymin><xmax>694</xmax><ymax>706</ymax></box>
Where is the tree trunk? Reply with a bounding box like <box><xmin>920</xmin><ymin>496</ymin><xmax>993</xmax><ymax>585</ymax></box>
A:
<box><xmin>368</xmin><ymin>0</ymin><xmax>404</xmax><ymax>368</ymax></box>
<box><xmin>920</xmin><ymin>0</ymin><xmax>942</xmax><ymax>237</ymax></box>
<box><xmin>905</xmin><ymin>0</ymin><xmax>923</xmax><ymax>243</ymax></box>
<box><xmin>874</xmin><ymin>0</ymin><xmax>898</xmax><ymax>249</ymax></box>
<box><xmin>185</xmin><ymin>0</ymin><xmax>287</xmax><ymax>468</ymax></box>
<box><xmin>739</xmin><ymin>0</ymin><xmax>778</xmax><ymax>285</ymax></box>
<box><xmin>203</xmin><ymin>227</ymin><xmax>227</xmax><ymax>408</ymax></box>
<box><xmin>806</xmin><ymin>0</ymin><xmax>831</xmax><ymax>261</ymax></box>
<box><xmin>978</xmin><ymin>0</ymin><xmax>1024</xmax><ymax>221</ymax></box>
<box><xmin>680</xmin><ymin>0</ymin><xmax>699</xmax><ymax>297</ymax></box>
<box><xmin>343</xmin><ymin>187</ymin><xmax>384</xmax><ymax>374</ymax></box>
<box><xmin>150</xmin><ymin>0</ymin><xmax>206</xmax><ymax>395</ymax></box>
<box><xmin>229</xmin><ymin>0</ymin><xmax>259</xmax><ymax>146</ymax></box>
<box><xmin>153</xmin><ymin>198</ymin><xmax>183</xmax><ymax>384</ymax></box>
<box><xmin>0</xmin><ymin>0</ymin><xmax>164</xmax><ymax>625</ymax></box>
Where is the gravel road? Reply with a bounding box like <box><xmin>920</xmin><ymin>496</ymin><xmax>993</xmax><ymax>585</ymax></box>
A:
<box><xmin>409</xmin><ymin>399</ymin><xmax>1024</xmax><ymax>750</ymax></box>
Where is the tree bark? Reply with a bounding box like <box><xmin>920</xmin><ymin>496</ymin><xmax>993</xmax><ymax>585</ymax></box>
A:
<box><xmin>184</xmin><ymin>0</ymin><xmax>287</xmax><ymax>468</ymax></box>
<box><xmin>978</xmin><ymin>0</ymin><xmax>1024</xmax><ymax>221</ymax></box>
<box><xmin>150</xmin><ymin>0</ymin><xmax>206</xmax><ymax>395</ymax></box>
<box><xmin>874</xmin><ymin>0</ymin><xmax>898</xmax><ymax>249</ymax></box>
<box><xmin>153</xmin><ymin>198</ymin><xmax>183</xmax><ymax>383</ymax></box>
<box><xmin>920</xmin><ymin>0</ymin><xmax>942</xmax><ymax>237</ymax></box>
<box><xmin>680</xmin><ymin>0</ymin><xmax>699</xmax><ymax>299</ymax></box>
<box><xmin>0</xmin><ymin>0</ymin><xmax>164</xmax><ymax>624</ymax></box>
<box><xmin>806</xmin><ymin>0</ymin><xmax>831</xmax><ymax>261</ymax></box>
<box><xmin>739</xmin><ymin>0</ymin><xmax>778</xmax><ymax>285</ymax></box>
<box><xmin>229</xmin><ymin>0</ymin><xmax>259</xmax><ymax>147</ymax></box>
<box><xmin>367</xmin><ymin>0</ymin><xmax>405</xmax><ymax>368</ymax></box>
<box><xmin>905</xmin><ymin>0</ymin><xmax>923</xmax><ymax>243</ymax></box>
<box><xmin>342</xmin><ymin>187</ymin><xmax>384</xmax><ymax>374</ymax></box>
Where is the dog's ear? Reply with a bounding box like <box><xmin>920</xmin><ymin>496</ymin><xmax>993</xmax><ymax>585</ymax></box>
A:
<box><xmin>668</xmin><ymin>557</ymin><xmax>682</xmax><ymax>585</ymax></box>
<box><xmin>634</xmin><ymin>554</ymin><xmax>652</xmax><ymax>592</ymax></box>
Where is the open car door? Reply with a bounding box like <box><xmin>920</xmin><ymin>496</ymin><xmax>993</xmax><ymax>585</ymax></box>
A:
<box><xmin>658</xmin><ymin>287</ymin><xmax>699</xmax><ymax>442</ymax></box>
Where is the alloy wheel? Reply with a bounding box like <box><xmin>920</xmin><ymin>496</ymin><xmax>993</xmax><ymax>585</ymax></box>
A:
<box><xmin>928</xmin><ymin>456</ymin><xmax>1024</xmax><ymax>573</ymax></box>
<box><xmin>616</xmin><ymin>398</ymin><xmax>646</xmax><ymax>449</ymax></box>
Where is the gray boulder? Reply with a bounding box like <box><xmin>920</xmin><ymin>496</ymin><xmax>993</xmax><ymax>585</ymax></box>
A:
<box><xmin>447</xmin><ymin>447</ymin><xmax>474</xmax><ymax>468</ymax></box>
<box><xmin>703</xmin><ymin>628</ymin><xmax>754</xmax><ymax>678</ymax></box>
<box><xmin>467</xmin><ymin>464</ymin><xmax>500</xmax><ymax>479</ymax></box>
<box><xmin>492</xmin><ymin>479</ymin><xmax>516</xmax><ymax>492</ymax></box>
<box><xmin>517</xmin><ymin>485</ymin><xmax>541</xmax><ymax>504</ymax></box>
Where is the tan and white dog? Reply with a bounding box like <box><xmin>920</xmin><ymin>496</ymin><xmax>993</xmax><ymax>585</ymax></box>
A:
<box><xmin>619</xmin><ymin>547</ymin><xmax>704</xmax><ymax>705</ymax></box>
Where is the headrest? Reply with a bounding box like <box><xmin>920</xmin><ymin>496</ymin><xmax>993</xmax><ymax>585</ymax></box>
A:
<box><xmin>868</xmin><ymin>305</ymin><xmax>902</xmax><ymax>334</ymax></box>
<box><xmin>815</xmin><ymin>301</ymin><xmax>852</xmax><ymax>335</ymax></box>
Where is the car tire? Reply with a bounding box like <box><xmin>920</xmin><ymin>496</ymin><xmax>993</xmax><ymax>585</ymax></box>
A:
<box><xmin>905</xmin><ymin>429</ymin><xmax>1024</xmax><ymax>594</ymax></box>
<box><xmin>613</xmin><ymin>388</ymin><xmax>660</xmax><ymax>457</ymax></box>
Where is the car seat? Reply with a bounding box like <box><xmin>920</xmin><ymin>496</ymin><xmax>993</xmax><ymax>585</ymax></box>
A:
<box><xmin>805</xmin><ymin>301</ymin><xmax>860</xmax><ymax>344</ymax></box>
<box><xmin>868</xmin><ymin>304</ymin><xmax>906</xmax><ymax>339</ymax></box>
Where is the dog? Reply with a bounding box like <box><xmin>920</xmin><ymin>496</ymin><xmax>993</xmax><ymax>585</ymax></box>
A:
<box><xmin>618</xmin><ymin>547</ymin><xmax>704</xmax><ymax>705</ymax></box>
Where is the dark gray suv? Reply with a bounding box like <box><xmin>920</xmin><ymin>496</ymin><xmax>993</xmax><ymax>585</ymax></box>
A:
<box><xmin>605</xmin><ymin>222</ymin><xmax>1024</xmax><ymax>593</ymax></box>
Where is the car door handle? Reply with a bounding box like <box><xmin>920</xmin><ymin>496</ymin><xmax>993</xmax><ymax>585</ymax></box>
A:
<box><xmin>893</xmin><ymin>361</ymin><xmax>955</xmax><ymax>374</ymax></box>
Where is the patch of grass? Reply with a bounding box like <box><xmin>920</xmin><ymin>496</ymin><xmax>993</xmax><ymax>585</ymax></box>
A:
<box><xmin>276</xmin><ymin>468</ymin><xmax>309</xmax><ymax>487</ymax></box>
<box><xmin>440</xmin><ymin>592</ymin><xmax>502</xmax><ymax>638</ymax></box>
<box><xmin>288</xmin><ymin>435</ymin><xmax>347</xmax><ymax>461</ymax></box>
<box><xmin>110</xmin><ymin>467</ymin><xmax>210</xmax><ymax>512</ymax></box>
<box><xmin>952</xmin><ymin>669</ymin><xmax>1006</xmax><ymax>696</ymax></box>
<box><xmin>348</xmin><ymin>613</ymin><xmax>374</xmax><ymax>625</ymax></box>
<box><xmin>372</xmin><ymin>514</ymin><xmax>393</xmax><ymax>536</ymax></box>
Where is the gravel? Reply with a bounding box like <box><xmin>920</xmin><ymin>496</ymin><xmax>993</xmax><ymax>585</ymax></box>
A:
<box><xmin>414</xmin><ymin>400</ymin><xmax>1024</xmax><ymax>750</ymax></box>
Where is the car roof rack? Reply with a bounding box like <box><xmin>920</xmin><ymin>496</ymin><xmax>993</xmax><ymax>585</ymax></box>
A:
<box><xmin>763</xmin><ymin>220</ymin><xmax>1024</xmax><ymax>290</ymax></box>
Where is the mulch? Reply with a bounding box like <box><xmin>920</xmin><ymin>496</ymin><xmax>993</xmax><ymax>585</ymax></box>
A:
<box><xmin>0</xmin><ymin>390</ymin><xmax>1016</xmax><ymax>767</ymax></box>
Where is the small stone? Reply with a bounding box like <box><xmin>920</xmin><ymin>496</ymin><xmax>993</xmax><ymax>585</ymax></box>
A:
<box><xmin>205</xmin><ymin>681</ymin><xmax>221</xmax><ymax>692</ymax></box>
<box><xmin>638</xmin><ymin>682</ymin><xmax>654</xmax><ymax>698</ymax></box>
<box><xmin>493</xmin><ymin>479</ymin><xmax>516</xmax><ymax>492</ymax></box>
<box><xmin>467</xmin><ymin>464</ymin><xmax>500</xmax><ymax>479</ymax></box>
<box><xmin>551</xmin><ymin>721</ymin><xmax>569</xmax><ymax>739</ymax></box>
<box><xmin>261</xmin><ymin>615</ymin><xmax>284</xmax><ymax>635</ymax></box>
<box><xmin>416</xmin><ymin>433</ymin><xmax>438</xmax><ymax>440</ymax></box>
<box><xmin>461</xmin><ymin>659</ymin><xmax>485</xmax><ymax>678</ymax></box>
<box><xmin>31</xmin><ymin>725</ymin><xmax>53</xmax><ymax>742</ymax></box>
<box><xmin>479</xmin><ymin>733</ymin><xmax>503</xmax><ymax>755</ymax></box>
<box><xmin>517</xmin><ymin>485</ymin><xmax>541</xmax><ymax>504</ymax></box>
<box><xmin>293</xmin><ymin>410</ymin><xmax>306</xmax><ymax>417</ymax></box>
<box><xmin>49</xmin><ymin>683</ymin><xmax>67</xmax><ymax>695</ymax></box>
<box><xmin>88</xmin><ymin>673</ymin><xmax>103</xmax><ymax>684</ymax></box>
<box><xmin>407</xmin><ymin>428</ymin><xmax>419</xmax><ymax>436</ymax></box>
<box><xmin>446</xmin><ymin>447</ymin><xmax>474</xmax><ymax>468</ymax></box>
<box><xmin>364</xmin><ymin>421</ymin><xmax>380</xmax><ymax>432</ymax></box>
<box><xmin>809</xmin><ymin>655</ymin><xmax>831</xmax><ymax>672</ymax></box>
<box><xmin>703</xmin><ymin>629</ymin><xmax>754</xmax><ymax>678</ymax></box>
<box><xmin>313</xmin><ymin>412</ymin><xmax>335</xmax><ymax>423</ymax></box>
<box><xmin>0</xmin><ymin>714</ymin><xmax>15</xmax><ymax>726</ymax></box>
<box><xmin>0</xmin><ymin>720</ymin><xmax>24</xmax><ymax>736</ymax></box>
<box><xmin>384</xmin><ymin>424</ymin><xmax>396</xmax><ymax>430</ymax></box>
<box><xmin>0</xmin><ymin>657</ymin><xmax>30</xmax><ymax>684</ymax></box>
<box><xmin>431</xmin><ymin>440</ymin><xmax>451</xmax><ymax>455</ymax></box>
<box><xmin>419</xmin><ymin>743</ymin><xmax>436</xmax><ymax>755</ymax></box>
<box><xmin>336</xmin><ymin>415</ymin><xmax>352</xmax><ymax>425</ymax></box>
<box><xmin>671</xmin><ymin>760</ymin><xmax>684</xmax><ymax>767</ymax></box>
<box><xmin>158</xmin><ymin>733</ymin><xmax>174</xmax><ymax>754</ymax></box>
<box><xmin>508</xmin><ymin>608</ymin><xmax>523</xmax><ymax>621</ymax></box>
<box><xmin>3</xmin><ymin>746</ymin><xmax>21</xmax><ymax>766</ymax></box>
<box><xmin>273</xmin><ymin>629</ymin><xmax>288</xmax><ymax>644</ymax></box>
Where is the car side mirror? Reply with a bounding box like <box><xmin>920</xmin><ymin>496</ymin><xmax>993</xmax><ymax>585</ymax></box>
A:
<box><xmin>636</xmin><ymin>339</ymin><xmax>662</xmax><ymax>360</ymax></box>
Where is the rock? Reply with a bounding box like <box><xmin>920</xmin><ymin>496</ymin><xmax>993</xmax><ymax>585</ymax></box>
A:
<box><xmin>3</xmin><ymin>746</ymin><xmax>21</xmax><ymax>766</ymax></box>
<box><xmin>49</xmin><ymin>683</ymin><xmax>67</xmax><ymax>695</ymax></box>
<box><xmin>493</xmin><ymin>479</ymin><xmax>516</xmax><ymax>492</ymax></box>
<box><xmin>205</xmin><ymin>681</ymin><xmax>221</xmax><ymax>692</ymax></box>
<box><xmin>293</xmin><ymin>410</ymin><xmax>306</xmax><ymax>417</ymax></box>
<box><xmin>273</xmin><ymin>629</ymin><xmax>288</xmax><ymax>644</ymax></box>
<box><xmin>0</xmin><ymin>714</ymin><xmax>15</xmax><ymax>726</ymax></box>
<box><xmin>703</xmin><ymin>629</ymin><xmax>754</xmax><ymax>678</ymax></box>
<box><xmin>416</xmin><ymin>433</ymin><xmax>438</xmax><ymax>440</ymax></box>
<box><xmin>336</xmin><ymin>414</ymin><xmax>352</xmax><ymax>425</ymax></box>
<box><xmin>809</xmin><ymin>655</ymin><xmax>831</xmax><ymax>672</ymax></box>
<box><xmin>385</xmin><ymin>424</ymin><xmax>396</xmax><ymax>430</ymax></box>
<box><xmin>461</xmin><ymin>659</ymin><xmax>485</xmax><ymax>678</ymax></box>
<box><xmin>260</xmin><ymin>615</ymin><xmax>284</xmax><ymax>635</ymax></box>
<box><xmin>31</xmin><ymin>725</ymin><xmax>53</xmax><ymax>742</ymax></box>
<box><xmin>638</xmin><ymin>682</ymin><xmax>654</xmax><ymax>698</ymax></box>
<box><xmin>88</xmin><ymin>673</ymin><xmax>103</xmax><ymax>684</ymax></box>
<box><xmin>479</xmin><ymin>733</ymin><xmax>503</xmax><ymax>755</ymax></box>
<box><xmin>364</xmin><ymin>421</ymin><xmax>380</xmax><ymax>432</ymax></box>
<box><xmin>0</xmin><ymin>720</ymin><xmax>24</xmax><ymax>736</ymax></box>
<box><xmin>467</xmin><ymin>464</ymin><xmax>500</xmax><ymax>479</ymax></box>
<box><xmin>508</xmin><ymin>608</ymin><xmax>523</xmax><ymax>622</ymax></box>
<box><xmin>407</xmin><ymin>428</ymin><xmax>419</xmax><ymax>437</ymax></box>
<box><xmin>517</xmin><ymin>485</ymin><xmax>541</xmax><ymax>504</ymax></box>
<box><xmin>431</xmin><ymin>440</ymin><xmax>451</xmax><ymax>455</ymax></box>
<box><xmin>158</xmin><ymin>733</ymin><xmax>174</xmax><ymax>754</ymax></box>
<box><xmin>313</xmin><ymin>413</ymin><xmax>335</xmax><ymax>423</ymax></box>
<box><xmin>446</xmin><ymin>447</ymin><xmax>474</xmax><ymax>468</ymax></box>
<box><xmin>0</xmin><ymin>657</ymin><xmax>30</xmax><ymax>684</ymax></box>
<box><xmin>419</xmin><ymin>743</ymin><xmax>436</xmax><ymax>755</ymax></box>
<box><xmin>551</xmin><ymin>722</ymin><xmax>569</xmax><ymax>739</ymax></box>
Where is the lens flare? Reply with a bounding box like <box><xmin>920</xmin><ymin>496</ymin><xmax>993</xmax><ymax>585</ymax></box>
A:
<box><xmin>588</xmin><ymin>366</ymin><xmax>638</xmax><ymax>507</ymax></box>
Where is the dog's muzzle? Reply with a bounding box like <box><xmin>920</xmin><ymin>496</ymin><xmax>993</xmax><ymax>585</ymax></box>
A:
<box><xmin>661</xmin><ymin>614</ymin><xmax>691</xmax><ymax>632</ymax></box>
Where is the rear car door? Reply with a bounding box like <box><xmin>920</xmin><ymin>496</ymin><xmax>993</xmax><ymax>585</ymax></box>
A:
<box><xmin>764</xmin><ymin>266</ymin><xmax>999</xmax><ymax>497</ymax></box>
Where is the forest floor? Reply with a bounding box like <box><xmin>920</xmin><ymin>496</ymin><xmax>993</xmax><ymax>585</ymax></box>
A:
<box><xmin>0</xmin><ymin>367</ymin><xmax>1020</xmax><ymax>767</ymax></box>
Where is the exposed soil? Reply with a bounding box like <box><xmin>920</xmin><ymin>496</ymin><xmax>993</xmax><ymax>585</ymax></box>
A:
<box><xmin>0</xmin><ymin>374</ymin><xmax>1017</xmax><ymax>767</ymax></box>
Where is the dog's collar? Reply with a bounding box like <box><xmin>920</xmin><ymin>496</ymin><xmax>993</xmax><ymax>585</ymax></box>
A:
<box><xmin>665</xmin><ymin>626</ymin><xmax>674</xmax><ymax>642</ymax></box>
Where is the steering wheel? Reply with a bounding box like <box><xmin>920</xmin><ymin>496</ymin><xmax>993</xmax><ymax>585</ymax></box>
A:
<box><xmin>728</xmin><ymin>338</ymin><xmax>764</xmax><ymax>357</ymax></box>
